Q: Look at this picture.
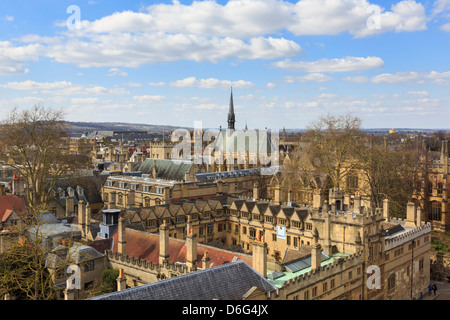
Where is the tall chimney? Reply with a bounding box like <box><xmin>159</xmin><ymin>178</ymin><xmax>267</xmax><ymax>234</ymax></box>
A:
<box><xmin>252</xmin><ymin>240</ymin><xmax>267</xmax><ymax>278</ymax></box>
<box><xmin>118</xmin><ymin>216</ymin><xmax>127</xmax><ymax>255</ymax></box>
<box><xmin>313</xmin><ymin>189</ymin><xmax>323</xmax><ymax>210</ymax></box>
<box><xmin>202</xmin><ymin>251</ymin><xmax>211</xmax><ymax>269</ymax></box>
<box><xmin>253</xmin><ymin>182</ymin><xmax>259</xmax><ymax>200</ymax></box>
<box><xmin>274</xmin><ymin>184</ymin><xmax>281</xmax><ymax>204</ymax></box>
<box><xmin>77</xmin><ymin>200</ymin><xmax>86</xmax><ymax>236</ymax></box>
<box><xmin>383</xmin><ymin>198</ymin><xmax>389</xmax><ymax>221</ymax></box>
<box><xmin>311</xmin><ymin>228</ymin><xmax>322</xmax><ymax>271</ymax></box>
<box><xmin>405</xmin><ymin>202</ymin><xmax>417</xmax><ymax>227</ymax></box>
<box><xmin>186</xmin><ymin>222</ymin><xmax>198</xmax><ymax>272</ymax></box>
<box><xmin>159</xmin><ymin>221</ymin><xmax>170</xmax><ymax>266</ymax></box>
<box><xmin>85</xmin><ymin>203</ymin><xmax>92</xmax><ymax>241</ymax></box>
<box><xmin>116</xmin><ymin>268</ymin><xmax>127</xmax><ymax>291</ymax></box>
<box><xmin>65</xmin><ymin>194</ymin><xmax>74</xmax><ymax>217</ymax></box>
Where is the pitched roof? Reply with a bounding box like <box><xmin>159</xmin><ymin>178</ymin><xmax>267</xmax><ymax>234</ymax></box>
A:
<box><xmin>89</xmin><ymin>260</ymin><xmax>275</xmax><ymax>300</ymax></box>
<box><xmin>110</xmin><ymin>228</ymin><xmax>252</xmax><ymax>269</ymax></box>
<box><xmin>0</xmin><ymin>195</ymin><xmax>26</xmax><ymax>222</ymax></box>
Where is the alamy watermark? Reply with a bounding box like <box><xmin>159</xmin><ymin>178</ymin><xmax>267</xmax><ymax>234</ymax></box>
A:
<box><xmin>66</xmin><ymin>5</ymin><xmax>81</xmax><ymax>30</ymax></box>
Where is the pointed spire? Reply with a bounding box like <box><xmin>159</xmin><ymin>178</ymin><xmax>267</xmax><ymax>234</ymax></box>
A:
<box><xmin>227</xmin><ymin>87</ymin><xmax>235</xmax><ymax>130</ymax></box>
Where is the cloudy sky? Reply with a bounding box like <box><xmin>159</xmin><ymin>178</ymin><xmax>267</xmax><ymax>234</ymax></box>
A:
<box><xmin>0</xmin><ymin>0</ymin><xmax>449</xmax><ymax>130</ymax></box>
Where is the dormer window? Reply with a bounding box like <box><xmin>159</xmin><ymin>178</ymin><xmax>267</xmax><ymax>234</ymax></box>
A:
<box><xmin>118</xmin><ymin>182</ymin><xmax>126</xmax><ymax>189</ymax></box>
<box><xmin>77</xmin><ymin>186</ymin><xmax>84</xmax><ymax>196</ymax></box>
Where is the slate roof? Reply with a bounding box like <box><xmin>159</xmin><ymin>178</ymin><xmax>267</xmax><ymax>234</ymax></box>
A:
<box><xmin>89</xmin><ymin>260</ymin><xmax>276</xmax><ymax>300</ymax></box>
<box><xmin>138</xmin><ymin>158</ymin><xmax>194</xmax><ymax>181</ymax></box>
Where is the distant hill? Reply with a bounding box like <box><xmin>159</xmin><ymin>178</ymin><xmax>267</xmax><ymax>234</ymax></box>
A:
<box><xmin>65</xmin><ymin>121</ymin><xmax>191</xmax><ymax>135</ymax></box>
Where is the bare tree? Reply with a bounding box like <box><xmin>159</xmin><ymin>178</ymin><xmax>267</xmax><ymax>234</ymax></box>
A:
<box><xmin>0</xmin><ymin>105</ymin><xmax>88</xmax><ymax>216</ymax></box>
<box><xmin>0</xmin><ymin>105</ymin><xmax>90</xmax><ymax>300</ymax></box>
<box><xmin>303</xmin><ymin>114</ymin><xmax>364</xmax><ymax>190</ymax></box>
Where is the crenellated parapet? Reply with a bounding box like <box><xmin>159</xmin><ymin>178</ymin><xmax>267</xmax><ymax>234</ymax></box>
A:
<box><xmin>384</xmin><ymin>222</ymin><xmax>432</xmax><ymax>251</ymax></box>
<box><xmin>265</xmin><ymin>251</ymin><xmax>364</xmax><ymax>300</ymax></box>
<box><xmin>106</xmin><ymin>250</ymin><xmax>190</xmax><ymax>275</ymax></box>
<box><xmin>312</xmin><ymin>205</ymin><xmax>384</xmax><ymax>226</ymax></box>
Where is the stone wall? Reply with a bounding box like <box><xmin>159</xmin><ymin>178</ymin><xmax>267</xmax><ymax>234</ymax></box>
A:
<box><xmin>430</xmin><ymin>251</ymin><xmax>450</xmax><ymax>280</ymax></box>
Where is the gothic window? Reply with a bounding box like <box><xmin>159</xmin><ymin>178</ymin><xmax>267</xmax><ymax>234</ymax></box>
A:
<box><xmin>429</xmin><ymin>202</ymin><xmax>442</xmax><ymax>221</ymax></box>
<box><xmin>388</xmin><ymin>274</ymin><xmax>396</xmax><ymax>291</ymax></box>
<box><xmin>427</xmin><ymin>181</ymin><xmax>433</xmax><ymax>195</ymax></box>
<box><xmin>346</xmin><ymin>174</ymin><xmax>358</xmax><ymax>191</ymax></box>
<box><xmin>437</xmin><ymin>182</ymin><xmax>443</xmax><ymax>195</ymax></box>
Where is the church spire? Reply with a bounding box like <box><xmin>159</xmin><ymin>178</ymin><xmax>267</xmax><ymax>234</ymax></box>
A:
<box><xmin>227</xmin><ymin>87</ymin><xmax>235</xmax><ymax>130</ymax></box>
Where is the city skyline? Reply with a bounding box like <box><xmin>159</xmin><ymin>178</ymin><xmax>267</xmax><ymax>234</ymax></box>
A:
<box><xmin>0</xmin><ymin>0</ymin><xmax>449</xmax><ymax>130</ymax></box>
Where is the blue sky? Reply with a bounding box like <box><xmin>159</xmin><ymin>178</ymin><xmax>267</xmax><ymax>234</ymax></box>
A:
<box><xmin>0</xmin><ymin>0</ymin><xmax>449</xmax><ymax>130</ymax></box>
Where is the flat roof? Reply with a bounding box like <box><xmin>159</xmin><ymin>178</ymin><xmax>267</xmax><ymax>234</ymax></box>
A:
<box><xmin>267</xmin><ymin>252</ymin><xmax>351</xmax><ymax>288</ymax></box>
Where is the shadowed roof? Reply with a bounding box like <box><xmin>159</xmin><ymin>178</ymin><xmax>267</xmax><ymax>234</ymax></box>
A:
<box><xmin>89</xmin><ymin>260</ymin><xmax>275</xmax><ymax>300</ymax></box>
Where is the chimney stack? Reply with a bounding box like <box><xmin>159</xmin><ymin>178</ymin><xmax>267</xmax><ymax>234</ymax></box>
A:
<box><xmin>186</xmin><ymin>221</ymin><xmax>198</xmax><ymax>272</ymax></box>
<box><xmin>202</xmin><ymin>251</ymin><xmax>211</xmax><ymax>269</ymax></box>
<box><xmin>118</xmin><ymin>216</ymin><xmax>127</xmax><ymax>255</ymax></box>
<box><xmin>117</xmin><ymin>268</ymin><xmax>127</xmax><ymax>291</ymax></box>
<box><xmin>383</xmin><ymin>198</ymin><xmax>389</xmax><ymax>221</ymax></box>
<box><xmin>274</xmin><ymin>184</ymin><xmax>281</xmax><ymax>204</ymax></box>
<box><xmin>311</xmin><ymin>228</ymin><xmax>322</xmax><ymax>271</ymax></box>
<box><xmin>85</xmin><ymin>203</ymin><xmax>93</xmax><ymax>241</ymax></box>
<box><xmin>252</xmin><ymin>239</ymin><xmax>267</xmax><ymax>278</ymax></box>
<box><xmin>78</xmin><ymin>200</ymin><xmax>86</xmax><ymax>236</ymax></box>
<box><xmin>159</xmin><ymin>221</ymin><xmax>170</xmax><ymax>266</ymax></box>
<box><xmin>253</xmin><ymin>182</ymin><xmax>259</xmax><ymax>200</ymax></box>
<box><xmin>405</xmin><ymin>202</ymin><xmax>417</xmax><ymax>227</ymax></box>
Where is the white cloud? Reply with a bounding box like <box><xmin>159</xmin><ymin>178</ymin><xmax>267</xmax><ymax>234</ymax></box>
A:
<box><xmin>169</xmin><ymin>77</ymin><xmax>254</xmax><ymax>89</ymax></box>
<box><xmin>273</xmin><ymin>56</ymin><xmax>384</xmax><ymax>73</ymax></box>
<box><xmin>431</xmin><ymin>0</ymin><xmax>450</xmax><ymax>16</ymax></box>
<box><xmin>407</xmin><ymin>90</ymin><xmax>429</xmax><ymax>97</ymax></box>
<box><xmin>289</xmin><ymin>0</ymin><xmax>426</xmax><ymax>38</ymax></box>
<box><xmin>148</xmin><ymin>82</ymin><xmax>165</xmax><ymax>86</ymax></box>
<box><xmin>107</xmin><ymin>68</ymin><xmax>128</xmax><ymax>77</ymax></box>
<box><xmin>441</xmin><ymin>22</ymin><xmax>450</xmax><ymax>31</ymax></box>
<box><xmin>0</xmin><ymin>41</ymin><xmax>45</xmax><ymax>75</ymax></box>
<box><xmin>0</xmin><ymin>80</ymin><xmax>129</xmax><ymax>95</ymax></box>
<box><xmin>132</xmin><ymin>95</ymin><xmax>166</xmax><ymax>102</ymax></box>
<box><xmin>3</xmin><ymin>15</ymin><xmax>14</xmax><ymax>22</ymax></box>
<box><xmin>371</xmin><ymin>70</ymin><xmax>450</xmax><ymax>85</ymax></box>
<box><xmin>0</xmin><ymin>80</ymin><xmax>72</xmax><ymax>90</ymax></box>
<box><xmin>123</xmin><ymin>82</ymin><xmax>143</xmax><ymax>87</ymax></box>
<box><xmin>284</xmin><ymin>73</ymin><xmax>333</xmax><ymax>83</ymax></box>
<box><xmin>11</xmin><ymin>0</ymin><xmax>428</xmax><ymax>70</ymax></box>
<box><xmin>342</xmin><ymin>76</ymin><xmax>370</xmax><ymax>83</ymax></box>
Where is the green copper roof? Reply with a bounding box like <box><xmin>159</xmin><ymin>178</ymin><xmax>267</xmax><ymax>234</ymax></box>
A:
<box><xmin>267</xmin><ymin>252</ymin><xmax>351</xmax><ymax>288</ymax></box>
<box><xmin>138</xmin><ymin>158</ymin><xmax>193</xmax><ymax>181</ymax></box>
